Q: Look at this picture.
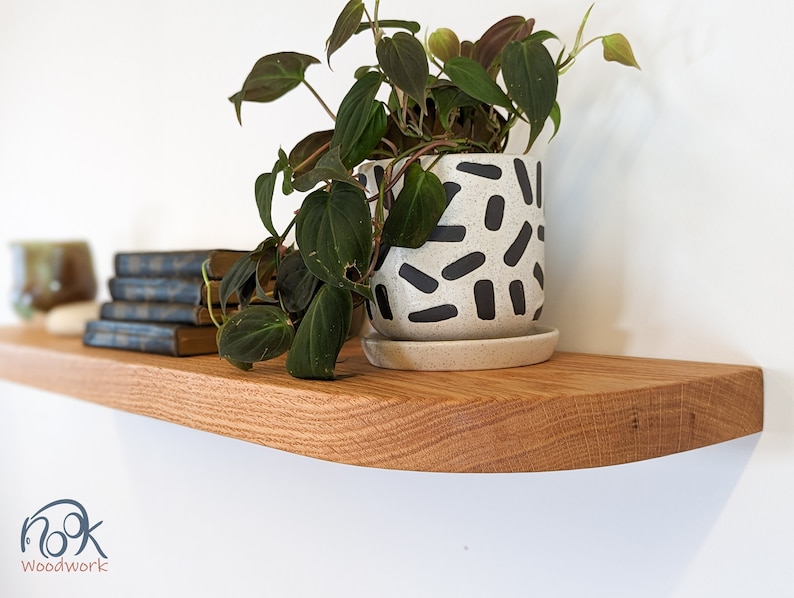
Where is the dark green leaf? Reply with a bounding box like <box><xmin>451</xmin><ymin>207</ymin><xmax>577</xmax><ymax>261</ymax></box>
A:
<box><xmin>430</xmin><ymin>85</ymin><xmax>481</xmax><ymax>132</ymax></box>
<box><xmin>502</xmin><ymin>39</ymin><xmax>558</xmax><ymax>150</ymax></box>
<box><xmin>219</xmin><ymin>251</ymin><xmax>258</xmax><ymax>314</ymax></box>
<box><xmin>472</xmin><ymin>16</ymin><xmax>534</xmax><ymax>71</ymax></box>
<box><xmin>341</xmin><ymin>101</ymin><xmax>387</xmax><ymax>168</ymax></box>
<box><xmin>295</xmin><ymin>182</ymin><xmax>373</xmax><ymax>296</ymax></box>
<box><xmin>217</xmin><ymin>305</ymin><xmax>294</xmax><ymax>365</ymax></box>
<box><xmin>355</xmin><ymin>20</ymin><xmax>420</xmax><ymax>34</ymax></box>
<box><xmin>286</xmin><ymin>284</ymin><xmax>353</xmax><ymax>380</ymax></box>
<box><xmin>331</xmin><ymin>71</ymin><xmax>383</xmax><ymax>166</ymax></box>
<box><xmin>289</xmin><ymin>130</ymin><xmax>334</xmax><ymax>176</ymax></box>
<box><xmin>443</xmin><ymin>56</ymin><xmax>513</xmax><ymax>109</ymax></box>
<box><xmin>292</xmin><ymin>145</ymin><xmax>360</xmax><ymax>192</ymax></box>
<box><xmin>383</xmin><ymin>162</ymin><xmax>446</xmax><ymax>248</ymax></box>
<box><xmin>549</xmin><ymin>101</ymin><xmax>561</xmax><ymax>141</ymax></box>
<box><xmin>277</xmin><ymin>148</ymin><xmax>293</xmax><ymax>196</ymax></box>
<box><xmin>525</xmin><ymin>30</ymin><xmax>559</xmax><ymax>45</ymax></box>
<box><xmin>229</xmin><ymin>52</ymin><xmax>320</xmax><ymax>124</ymax></box>
<box><xmin>602</xmin><ymin>33</ymin><xmax>641</xmax><ymax>69</ymax></box>
<box><xmin>219</xmin><ymin>240</ymin><xmax>277</xmax><ymax>313</ymax></box>
<box><xmin>275</xmin><ymin>250</ymin><xmax>321</xmax><ymax>314</ymax></box>
<box><xmin>254</xmin><ymin>157</ymin><xmax>287</xmax><ymax>240</ymax></box>
<box><xmin>376</xmin><ymin>33</ymin><xmax>429</xmax><ymax>111</ymax></box>
<box><xmin>326</xmin><ymin>0</ymin><xmax>365</xmax><ymax>66</ymax></box>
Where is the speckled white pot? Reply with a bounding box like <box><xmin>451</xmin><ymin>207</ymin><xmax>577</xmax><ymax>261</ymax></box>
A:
<box><xmin>358</xmin><ymin>154</ymin><xmax>545</xmax><ymax>342</ymax></box>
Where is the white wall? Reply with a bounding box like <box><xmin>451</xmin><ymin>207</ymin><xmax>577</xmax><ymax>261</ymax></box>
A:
<box><xmin>1</xmin><ymin>0</ymin><xmax>792</xmax><ymax>596</ymax></box>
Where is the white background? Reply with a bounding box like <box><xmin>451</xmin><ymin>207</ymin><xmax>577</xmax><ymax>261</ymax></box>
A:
<box><xmin>1</xmin><ymin>0</ymin><xmax>792</xmax><ymax>596</ymax></box>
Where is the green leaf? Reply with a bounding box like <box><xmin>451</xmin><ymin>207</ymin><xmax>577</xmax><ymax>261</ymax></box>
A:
<box><xmin>355</xmin><ymin>20</ymin><xmax>420</xmax><ymax>35</ymax></box>
<box><xmin>275</xmin><ymin>250</ymin><xmax>321</xmax><ymax>314</ymax></box>
<box><xmin>331</xmin><ymin>71</ymin><xmax>383</xmax><ymax>166</ymax></box>
<box><xmin>443</xmin><ymin>56</ymin><xmax>513</xmax><ymax>109</ymax></box>
<box><xmin>430</xmin><ymin>85</ymin><xmax>482</xmax><ymax>133</ymax></box>
<box><xmin>472</xmin><ymin>16</ymin><xmax>534</xmax><ymax>72</ymax></box>
<box><xmin>602</xmin><ymin>33</ymin><xmax>641</xmax><ymax>69</ymax></box>
<box><xmin>428</xmin><ymin>28</ymin><xmax>461</xmax><ymax>63</ymax></box>
<box><xmin>524</xmin><ymin>30</ymin><xmax>560</xmax><ymax>46</ymax></box>
<box><xmin>254</xmin><ymin>158</ymin><xmax>286</xmax><ymax>240</ymax></box>
<box><xmin>502</xmin><ymin>39</ymin><xmax>558</xmax><ymax>150</ymax></box>
<box><xmin>431</xmin><ymin>84</ymin><xmax>481</xmax><ymax>131</ymax></box>
<box><xmin>229</xmin><ymin>52</ymin><xmax>320</xmax><ymax>124</ymax></box>
<box><xmin>219</xmin><ymin>251</ymin><xmax>257</xmax><ymax>314</ymax></box>
<box><xmin>549</xmin><ymin>101</ymin><xmax>561</xmax><ymax>141</ymax></box>
<box><xmin>289</xmin><ymin>130</ymin><xmax>334</xmax><ymax>176</ymax></box>
<box><xmin>292</xmin><ymin>145</ymin><xmax>360</xmax><ymax>192</ymax></box>
<box><xmin>219</xmin><ymin>240</ymin><xmax>277</xmax><ymax>313</ymax></box>
<box><xmin>217</xmin><ymin>305</ymin><xmax>294</xmax><ymax>365</ymax></box>
<box><xmin>295</xmin><ymin>182</ymin><xmax>373</xmax><ymax>296</ymax></box>
<box><xmin>341</xmin><ymin>100</ymin><xmax>388</xmax><ymax>168</ymax></box>
<box><xmin>286</xmin><ymin>283</ymin><xmax>353</xmax><ymax>380</ymax></box>
<box><xmin>383</xmin><ymin>162</ymin><xmax>446</xmax><ymax>248</ymax></box>
<box><xmin>376</xmin><ymin>32</ymin><xmax>429</xmax><ymax>111</ymax></box>
<box><xmin>326</xmin><ymin>0</ymin><xmax>365</xmax><ymax>66</ymax></box>
<box><xmin>573</xmin><ymin>4</ymin><xmax>595</xmax><ymax>53</ymax></box>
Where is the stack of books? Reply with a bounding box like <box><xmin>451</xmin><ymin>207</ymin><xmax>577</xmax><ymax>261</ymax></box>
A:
<box><xmin>83</xmin><ymin>249</ymin><xmax>247</xmax><ymax>356</ymax></box>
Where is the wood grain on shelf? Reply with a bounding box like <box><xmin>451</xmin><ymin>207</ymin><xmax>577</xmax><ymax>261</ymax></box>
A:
<box><xmin>0</xmin><ymin>326</ymin><xmax>763</xmax><ymax>473</ymax></box>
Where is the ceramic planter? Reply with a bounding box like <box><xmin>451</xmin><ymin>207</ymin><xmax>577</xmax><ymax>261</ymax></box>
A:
<box><xmin>357</xmin><ymin>154</ymin><xmax>558</xmax><ymax>370</ymax></box>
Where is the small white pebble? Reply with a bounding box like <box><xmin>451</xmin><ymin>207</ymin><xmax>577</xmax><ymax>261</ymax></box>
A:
<box><xmin>45</xmin><ymin>301</ymin><xmax>101</xmax><ymax>336</ymax></box>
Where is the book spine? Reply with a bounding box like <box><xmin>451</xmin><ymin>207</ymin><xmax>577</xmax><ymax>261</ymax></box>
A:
<box><xmin>108</xmin><ymin>277</ymin><xmax>208</xmax><ymax>304</ymax></box>
<box><xmin>83</xmin><ymin>321</ymin><xmax>182</xmax><ymax>356</ymax></box>
<box><xmin>114</xmin><ymin>250</ymin><xmax>246</xmax><ymax>278</ymax></box>
<box><xmin>100</xmin><ymin>302</ymin><xmax>220</xmax><ymax>325</ymax></box>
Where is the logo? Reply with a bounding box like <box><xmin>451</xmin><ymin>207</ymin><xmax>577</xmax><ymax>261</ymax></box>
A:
<box><xmin>20</xmin><ymin>499</ymin><xmax>108</xmax><ymax>573</ymax></box>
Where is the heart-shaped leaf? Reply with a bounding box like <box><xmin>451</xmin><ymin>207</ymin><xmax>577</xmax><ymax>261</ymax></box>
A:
<box><xmin>341</xmin><ymin>100</ymin><xmax>387</xmax><ymax>168</ymax></box>
<box><xmin>219</xmin><ymin>251</ymin><xmax>257</xmax><ymax>314</ymax></box>
<box><xmin>331</xmin><ymin>71</ymin><xmax>383</xmax><ymax>166</ymax></box>
<box><xmin>286</xmin><ymin>283</ymin><xmax>353</xmax><ymax>380</ymax></box>
<box><xmin>295</xmin><ymin>182</ymin><xmax>372</xmax><ymax>296</ymax></box>
<box><xmin>217</xmin><ymin>304</ymin><xmax>294</xmax><ymax>366</ymax></box>
<box><xmin>472</xmin><ymin>16</ymin><xmax>534</xmax><ymax>72</ymax></box>
<box><xmin>289</xmin><ymin>130</ymin><xmax>334</xmax><ymax>176</ymax></box>
<box><xmin>275</xmin><ymin>250</ymin><xmax>321</xmax><ymax>314</ymax></box>
<box><xmin>326</xmin><ymin>0</ymin><xmax>365</xmax><ymax>66</ymax></box>
<box><xmin>219</xmin><ymin>240</ymin><xmax>278</xmax><ymax>313</ymax></box>
<box><xmin>383</xmin><ymin>162</ymin><xmax>446</xmax><ymax>248</ymax></box>
<box><xmin>502</xmin><ymin>39</ymin><xmax>558</xmax><ymax>150</ymax></box>
<box><xmin>292</xmin><ymin>145</ymin><xmax>360</xmax><ymax>192</ymax></box>
<box><xmin>443</xmin><ymin>56</ymin><xmax>513</xmax><ymax>109</ymax></box>
<box><xmin>376</xmin><ymin>32</ymin><xmax>429</xmax><ymax>111</ymax></box>
<box><xmin>229</xmin><ymin>52</ymin><xmax>320</xmax><ymax>124</ymax></box>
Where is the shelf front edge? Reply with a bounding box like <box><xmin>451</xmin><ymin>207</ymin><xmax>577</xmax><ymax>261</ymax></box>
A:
<box><xmin>0</xmin><ymin>327</ymin><xmax>764</xmax><ymax>473</ymax></box>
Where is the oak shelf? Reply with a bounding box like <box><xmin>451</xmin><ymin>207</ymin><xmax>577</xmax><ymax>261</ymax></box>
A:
<box><xmin>0</xmin><ymin>326</ymin><xmax>763</xmax><ymax>473</ymax></box>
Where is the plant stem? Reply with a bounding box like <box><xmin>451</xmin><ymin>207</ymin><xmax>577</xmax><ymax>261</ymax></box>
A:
<box><xmin>201</xmin><ymin>259</ymin><xmax>223</xmax><ymax>328</ymax></box>
<box><xmin>557</xmin><ymin>36</ymin><xmax>602</xmax><ymax>73</ymax></box>
<box><xmin>293</xmin><ymin>140</ymin><xmax>332</xmax><ymax>175</ymax></box>
<box><xmin>302</xmin><ymin>80</ymin><xmax>336</xmax><ymax>121</ymax></box>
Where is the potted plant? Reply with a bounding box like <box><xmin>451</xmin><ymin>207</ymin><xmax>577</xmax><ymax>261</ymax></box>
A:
<box><xmin>215</xmin><ymin>0</ymin><xmax>639</xmax><ymax>379</ymax></box>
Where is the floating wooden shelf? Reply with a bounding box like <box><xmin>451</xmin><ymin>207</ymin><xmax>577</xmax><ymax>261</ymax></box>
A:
<box><xmin>0</xmin><ymin>326</ymin><xmax>763</xmax><ymax>473</ymax></box>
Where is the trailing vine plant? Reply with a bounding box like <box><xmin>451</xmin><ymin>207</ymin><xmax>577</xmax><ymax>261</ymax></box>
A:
<box><xmin>214</xmin><ymin>0</ymin><xmax>640</xmax><ymax>379</ymax></box>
